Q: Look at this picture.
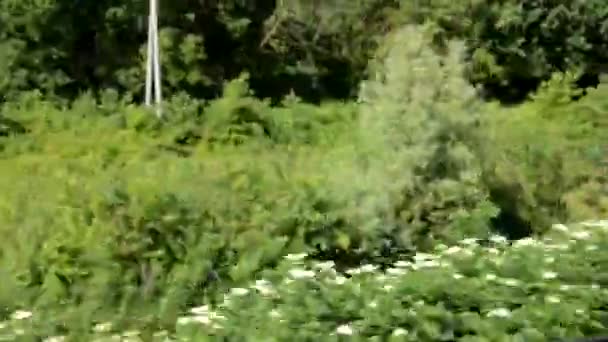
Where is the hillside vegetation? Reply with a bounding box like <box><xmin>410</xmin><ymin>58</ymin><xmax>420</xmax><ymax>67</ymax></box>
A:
<box><xmin>0</xmin><ymin>1</ymin><xmax>607</xmax><ymax>341</ymax></box>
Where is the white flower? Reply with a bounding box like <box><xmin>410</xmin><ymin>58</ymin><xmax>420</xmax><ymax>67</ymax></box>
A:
<box><xmin>414</xmin><ymin>253</ymin><xmax>436</xmax><ymax>261</ymax></box>
<box><xmin>394</xmin><ymin>260</ymin><xmax>412</xmax><ymax>268</ymax></box>
<box><xmin>336</xmin><ymin>324</ymin><xmax>354</xmax><ymax>335</ymax></box>
<box><xmin>546</xmin><ymin>244</ymin><xmax>569</xmax><ymax>251</ymax></box>
<box><xmin>459</xmin><ymin>238</ymin><xmax>478</xmax><ymax>246</ymax></box>
<box><xmin>346</xmin><ymin>267</ymin><xmax>361</xmax><ymax>275</ymax></box>
<box><xmin>313</xmin><ymin>261</ymin><xmax>335</xmax><ymax>271</ymax></box>
<box><xmin>178</xmin><ymin>314</ymin><xmax>221</xmax><ymax>326</ymax></box>
<box><xmin>190</xmin><ymin>305</ymin><xmax>209</xmax><ymax>315</ymax></box>
<box><xmin>545</xmin><ymin>295</ymin><xmax>560</xmax><ymax>304</ymax></box>
<box><xmin>93</xmin><ymin>322</ymin><xmax>113</xmax><ymax>333</ymax></box>
<box><xmin>152</xmin><ymin>331</ymin><xmax>169</xmax><ymax>338</ymax></box>
<box><xmin>269</xmin><ymin>309</ymin><xmax>281</xmax><ymax>319</ymax></box>
<box><xmin>545</xmin><ymin>256</ymin><xmax>555</xmax><ymax>263</ymax></box>
<box><xmin>359</xmin><ymin>264</ymin><xmax>378</xmax><ymax>273</ymax></box>
<box><xmin>177</xmin><ymin>316</ymin><xmax>205</xmax><ymax>325</ymax></box>
<box><xmin>452</xmin><ymin>273</ymin><xmax>464</xmax><ymax>280</ymax></box>
<box><xmin>192</xmin><ymin>316</ymin><xmax>212</xmax><ymax>325</ymax></box>
<box><xmin>393</xmin><ymin>328</ymin><xmax>408</xmax><ymax>336</ymax></box>
<box><xmin>581</xmin><ymin>220</ymin><xmax>608</xmax><ymax>228</ymax></box>
<box><xmin>591</xmin><ymin>284</ymin><xmax>600</xmax><ymax>290</ymax></box>
<box><xmin>413</xmin><ymin>260</ymin><xmax>440</xmax><ymax>269</ymax></box>
<box><xmin>434</xmin><ymin>244</ymin><xmax>448</xmax><ymax>252</ymax></box>
<box><xmin>542</xmin><ymin>271</ymin><xmax>558</xmax><ymax>280</ymax></box>
<box><xmin>560</xmin><ymin>285</ymin><xmax>571</xmax><ymax>291</ymax></box>
<box><xmin>551</xmin><ymin>223</ymin><xmax>569</xmax><ymax>232</ymax></box>
<box><xmin>345</xmin><ymin>264</ymin><xmax>377</xmax><ymax>274</ymax></box>
<box><xmin>11</xmin><ymin>310</ymin><xmax>32</xmax><ymax>320</ymax></box>
<box><xmin>253</xmin><ymin>280</ymin><xmax>275</xmax><ymax>296</ymax></box>
<box><xmin>383</xmin><ymin>284</ymin><xmax>394</xmax><ymax>291</ymax></box>
<box><xmin>575</xmin><ymin>309</ymin><xmax>585</xmax><ymax>315</ymax></box>
<box><xmin>491</xmin><ymin>257</ymin><xmax>505</xmax><ymax>266</ymax></box>
<box><xmin>570</xmin><ymin>231</ymin><xmax>591</xmax><ymax>240</ymax></box>
<box><xmin>443</xmin><ymin>246</ymin><xmax>463</xmax><ymax>255</ymax></box>
<box><xmin>332</xmin><ymin>276</ymin><xmax>347</xmax><ymax>285</ymax></box>
<box><xmin>489</xmin><ymin>235</ymin><xmax>508</xmax><ymax>244</ymax></box>
<box><xmin>485</xmin><ymin>274</ymin><xmax>497</xmax><ymax>281</ymax></box>
<box><xmin>284</xmin><ymin>253</ymin><xmax>307</xmax><ymax>261</ymax></box>
<box><xmin>514</xmin><ymin>238</ymin><xmax>536</xmax><ymax>247</ymax></box>
<box><xmin>368</xmin><ymin>301</ymin><xmax>378</xmax><ymax>308</ymax></box>
<box><xmin>501</xmin><ymin>278</ymin><xmax>521</xmax><ymax>287</ymax></box>
<box><xmin>288</xmin><ymin>269</ymin><xmax>315</xmax><ymax>279</ymax></box>
<box><xmin>487</xmin><ymin>308</ymin><xmax>511</xmax><ymax>318</ymax></box>
<box><xmin>462</xmin><ymin>249</ymin><xmax>474</xmax><ymax>256</ymax></box>
<box><xmin>487</xmin><ymin>247</ymin><xmax>499</xmax><ymax>255</ymax></box>
<box><xmin>586</xmin><ymin>245</ymin><xmax>598</xmax><ymax>251</ymax></box>
<box><xmin>122</xmin><ymin>331</ymin><xmax>140</xmax><ymax>337</ymax></box>
<box><xmin>43</xmin><ymin>336</ymin><xmax>66</xmax><ymax>342</ymax></box>
<box><xmin>386</xmin><ymin>268</ymin><xmax>407</xmax><ymax>276</ymax></box>
<box><xmin>230</xmin><ymin>287</ymin><xmax>249</xmax><ymax>296</ymax></box>
<box><xmin>254</xmin><ymin>279</ymin><xmax>272</xmax><ymax>287</ymax></box>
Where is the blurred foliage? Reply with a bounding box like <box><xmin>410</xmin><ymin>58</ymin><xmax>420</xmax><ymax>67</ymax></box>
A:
<box><xmin>0</xmin><ymin>0</ymin><xmax>398</xmax><ymax>103</ymax></box>
<box><xmin>397</xmin><ymin>0</ymin><xmax>608</xmax><ymax>102</ymax></box>
<box><xmin>1</xmin><ymin>26</ymin><xmax>606</xmax><ymax>322</ymax></box>
<box><xmin>2</xmin><ymin>0</ymin><xmax>607</xmax><ymax>104</ymax></box>
<box><xmin>0</xmin><ymin>0</ymin><xmax>607</xmax><ymax>338</ymax></box>
<box><xmin>479</xmin><ymin>72</ymin><xmax>608</xmax><ymax>235</ymax></box>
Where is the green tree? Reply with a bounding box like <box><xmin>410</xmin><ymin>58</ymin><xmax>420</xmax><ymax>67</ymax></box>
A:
<box><xmin>0</xmin><ymin>0</ymin><xmax>398</xmax><ymax>103</ymax></box>
<box><xmin>398</xmin><ymin>0</ymin><xmax>608</xmax><ymax>103</ymax></box>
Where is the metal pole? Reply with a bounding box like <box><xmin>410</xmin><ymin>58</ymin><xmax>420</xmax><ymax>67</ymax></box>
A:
<box><xmin>145</xmin><ymin>4</ymin><xmax>153</xmax><ymax>106</ymax></box>
<box><xmin>145</xmin><ymin>0</ymin><xmax>162</xmax><ymax>118</ymax></box>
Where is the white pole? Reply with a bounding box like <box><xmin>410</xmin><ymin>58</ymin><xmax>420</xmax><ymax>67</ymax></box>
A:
<box><xmin>145</xmin><ymin>5</ymin><xmax>153</xmax><ymax>106</ymax></box>
<box><xmin>152</xmin><ymin>0</ymin><xmax>162</xmax><ymax>118</ymax></box>
<box><xmin>145</xmin><ymin>0</ymin><xmax>162</xmax><ymax>118</ymax></box>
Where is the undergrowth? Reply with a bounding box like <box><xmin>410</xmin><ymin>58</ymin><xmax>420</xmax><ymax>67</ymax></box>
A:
<box><xmin>0</xmin><ymin>24</ymin><xmax>606</xmax><ymax>340</ymax></box>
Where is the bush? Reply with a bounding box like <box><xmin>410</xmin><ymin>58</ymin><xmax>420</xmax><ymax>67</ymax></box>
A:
<box><xmin>480</xmin><ymin>72</ymin><xmax>608</xmax><ymax>235</ymax></box>
<box><xmin>2</xmin><ymin>222</ymin><xmax>607</xmax><ymax>340</ymax></box>
<box><xmin>178</xmin><ymin>222</ymin><xmax>608</xmax><ymax>341</ymax></box>
<box><xmin>0</xmin><ymin>85</ymin><xmax>366</xmax><ymax>330</ymax></box>
<box><xmin>350</xmin><ymin>24</ymin><xmax>497</xmax><ymax>250</ymax></box>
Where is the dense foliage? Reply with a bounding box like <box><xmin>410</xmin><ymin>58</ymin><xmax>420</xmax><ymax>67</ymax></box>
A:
<box><xmin>2</xmin><ymin>0</ymin><xmax>608</xmax><ymax>103</ymax></box>
<box><xmin>399</xmin><ymin>0</ymin><xmax>608</xmax><ymax>102</ymax></box>
<box><xmin>0</xmin><ymin>1</ymin><xmax>607</xmax><ymax>340</ymax></box>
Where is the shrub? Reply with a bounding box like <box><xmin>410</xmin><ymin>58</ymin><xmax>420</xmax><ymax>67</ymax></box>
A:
<box><xmin>3</xmin><ymin>222</ymin><xmax>607</xmax><ymax>340</ymax></box>
<box><xmin>199</xmin><ymin>74</ymin><xmax>357</xmax><ymax>147</ymax></box>
<box><xmin>180</xmin><ymin>222</ymin><xmax>608</xmax><ymax>341</ymax></box>
<box><xmin>0</xmin><ymin>88</ymin><xmax>364</xmax><ymax>328</ymax></box>
<box><xmin>348</xmin><ymin>24</ymin><xmax>497</xmax><ymax>250</ymax></box>
<box><xmin>480</xmin><ymin>72</ymin><xmax>608</xmax><ymax>234</ymax></box>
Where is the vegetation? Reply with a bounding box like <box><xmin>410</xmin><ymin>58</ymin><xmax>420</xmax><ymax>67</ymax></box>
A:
<box><xmin>0</xmin><ymin>1</ymin><xmax>607</xmax><ymax>341</ymax></box>
<box><xmin>2</xmin><ymin>0</ymin><xmax>608</xmax><ymax>103</ymax></box>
